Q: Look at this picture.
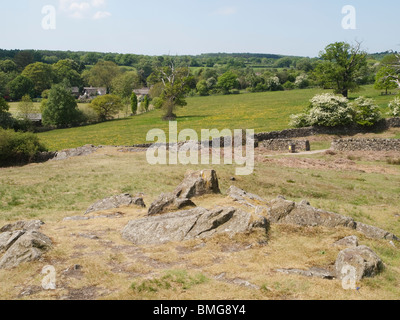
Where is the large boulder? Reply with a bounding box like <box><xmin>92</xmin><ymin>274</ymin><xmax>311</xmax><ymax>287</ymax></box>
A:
<box><xmin>123</xmin><ymin>207</ymin><xmax>269</xmax><ymax>246</ymax></box>
<box><xmin>335</xmin><ymin>246</ymin><xmax>384</xmax><ymax>281</ymax></box>
<box><xmin>85</xmin><ymin>193</ymin><xmax>146</xmax><ymax>215</ymax></box>
<box><xmin>148</xmin><ymin>170</ymin><xmax>221</xmax><ymax>216</ymax></box>
<box><xmin>0</xmin><ymin>231</ymin><xmax>52</xmax><ymax>270</ymax></box>
<box><xmin>174</xmin><ymin>169</ymin><xmax>221</xmax><ymax>199</ymax></box>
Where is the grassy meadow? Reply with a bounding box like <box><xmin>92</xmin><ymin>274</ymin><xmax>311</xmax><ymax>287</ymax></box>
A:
<box><xmin>1</xmin><ymin>86</ymin><xmax>400</xmax><ymax>300</ymax></box>
<box><xmin>30</xmin><ymin>85</ymin><xmax>397</xmax><ymax>151</ymax></box>
<box><xmin>0</xmin><ymin>145</ymin><xmax>400</xmax><ymax>300</ymax></box>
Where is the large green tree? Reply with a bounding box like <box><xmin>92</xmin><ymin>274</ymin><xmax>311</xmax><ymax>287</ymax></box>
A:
<box><xmin>314</xmin><ymin>42</ymin><xmax>367</xmax><ymax>98</ymax></box>
<box><xmin>155</xmin><ymin>59</ymin><xmax>193</xmax><ymax>120</ymax></box>
<box><xmin>42</xmin><ymin>83</ymin><xmax>84</xmax><ymax>128</ymax></box>
<box><xmin>111</xmin><ymin>71</ymin><xmax>141</xmax><ymax>99</ymax></box>
<box><xmin>22</xmin><ymin>62</ymin><xmax>54</xmax><ymax>96</ymax></box>
<box><xmin>53</xmin><ymin>59</ymin><xmax>82</xmax><ymax>87</ymax></box>
<box><xmin>84</xmin><ymin>61</ymin><xmax>121</xmax><ymax>92</ymax></box>
<box><xmin>217</xmin><ymin>71</ymin><xmax>239</xmax><ymax>94</ymax></box>
<box><xmin>7</xmin><ymin>75</ymin><xmax>35</xmax><ymax>100</ymax></box>
<box><xmin>374</xmin><ymin>66</ymin><xmax>398</xmax><ymax>94</ymax></box>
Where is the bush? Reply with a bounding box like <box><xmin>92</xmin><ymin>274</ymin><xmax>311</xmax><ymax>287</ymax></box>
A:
<box><xmin>290</xmin><ymin>93</ymin><xmax>353</xmax><ymax>127</ymax></box>
<box><xmin>388</xmin><ymin>97</ymin><xmax>400</xmax><ymax>117</ymax></box>
<box><xmin>90</xmin><ymin>94</ymin><xmax>123</xmax><ymax>121</ymax></box>
<box><xmin>0</xmin><ymin>129</ymin><xmax>47</xmax><ymax>166</ymax></box>
<box><xmin>351</xmin><ymin>96</ymin><xmax>382</xmax><ymax>127</ymax></box>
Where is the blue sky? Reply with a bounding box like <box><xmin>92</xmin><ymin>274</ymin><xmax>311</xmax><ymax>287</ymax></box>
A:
<box><xmin>1</xmin><ymin>0</ymin><xmax>399</xmax><ymax>57</ymax></box>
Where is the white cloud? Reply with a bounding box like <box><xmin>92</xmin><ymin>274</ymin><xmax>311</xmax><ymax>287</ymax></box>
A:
<box><xmin>211</xmin><ymin>6</ymin><xmax>237</xmax><ymax>16</ymax></box>
<box><xmin>93</xmin><ymin>11</ymin><xmax>111</xmax><ymax>20</ymax></box>
<box><xmin>59</xmin><ymin>0</ymin><xmax>110</xmax><ymax>19</ymax></box>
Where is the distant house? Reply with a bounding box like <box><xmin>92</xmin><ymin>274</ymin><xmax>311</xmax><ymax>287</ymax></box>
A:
<box><xmin>70</xmin><ymin>87</ymin><xmax>80</xmax><ymax>98</ymax></box>
<box><xmin>133</xmin><ymin>88</ymin><xmax>150</xmax><ymax>100</ymax></box>
<box><xmin>26</xmin><ymin>113</ymin><xmax>42</xmax><ymax>125</ymax></box>
<box><xmin>79</xmin><ymin>87</ymin><xmax>107</xmax><ymax>101</ymax></box>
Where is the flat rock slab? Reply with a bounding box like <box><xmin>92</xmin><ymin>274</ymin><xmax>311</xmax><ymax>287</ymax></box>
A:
<box><xmin>64</xmin><ymin>212</ymin><xmax>124</xmax><ymax>221</ymax></box>
<box><xmin>122</xmin><ymin>207</ymin><xmax>268</xmax><ymax>246</ymax></box>
<box><xmin>85</xmin><ymin>194</ymin><xmax>146</xmax><ymax>215</ymax></box>
<box><xmin>276</xmin><ymin>267</ymin><xmax>335</xmax><ymax>280</ymax></box>
<box><xmin>54</xmin><ymin>145</ymin><xmax>99</xmax><ymax>161</ymax></box>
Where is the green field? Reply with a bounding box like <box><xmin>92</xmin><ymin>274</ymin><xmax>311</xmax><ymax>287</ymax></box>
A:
<box><xmin>30</xmin><ymin>85</ymin><xmax>398</xmax><ymax>151</ymax></box>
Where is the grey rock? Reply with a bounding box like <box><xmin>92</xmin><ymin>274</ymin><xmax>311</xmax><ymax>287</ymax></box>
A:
<box><xmin>355</xmin><ymin>222</ymin><xmax>399</xmax><ymax>241</ymax></box>
<box><xmin>148</xmin><ymin>169</ymin><xmax>220</xmax><ymax>216</ymax></box>
<box><xmin>0</xmin><ymin>231</ymin><xmax>52</xmax><ymax>270</ymax></box>
<box><xmin>276</xmin><ymin>267</ymin><xmax>335</xmax><ymax>280</ymax></box>
<box><xmin>228</xmin><ymin>186</ymin><xmax>268</xmax><ymax>208</ymax></box>
<box><xmin>0</xmin><ymin>220</ymin><xmax>44</xmax><ymax>233</ymax></box>
<box><xmin>0</xmin><ymin>231</ymin><xmax>25</xmax><ymax>253</ymax></box>
<box><xmin>333</xmin><ymin>236</ymin><xmax>359</xmax><ymax>248</ymax></box>
<box><xmin>123</xmin><ymin>207</ymin><xmax>269</xmax><ymax>246</ymax></box>
<box><xmin>266</xmin><ymin>197</ymin><xmax>296</xmax><ymax>223</ymax></box>
<box><xmin>174</xmin><ymin>169</ymin><xmax>221</xmax><ymax>199</ymax></box>
<box><xmin>335</xmin><ymin>245</ymin><xmax>385</xmax><ymax>281</ymax></box>
<box><xmin>280</xmin><ymin>201</ymin><xmax>357</xmax><ymax>229</ymax></box>
<box><xmin>54</xmin><ymin>144</ymin><xmax>98</xmax><ymax>161</ymax></box>
<box><xmin>148</xmin><ymin>193</ymin><xmax>196</xmax><ymax>216</ymax></box>
<box><xmin>85</xmin><ymin>193</ymin><xmax>146</xmax><ymax>215</ymax></box>
<box><xmin>64</xmin><ymin>212</ymin><xmax>124</xmax><ymax>221</ymax></box>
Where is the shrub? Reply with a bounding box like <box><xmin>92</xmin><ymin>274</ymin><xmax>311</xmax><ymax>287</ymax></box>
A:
<box><xmin>290</xmin><ymin>93</ymin><xmax>353</xmax><ymax>128</ymax></box>
<box><xmin>90</xmin><ymin>94</ymin><xmax>123</xmax><ymax>121</ymax></box>
<box><xmin>350</xmin><ymin>96</ymin><xmax>382</xmax><ymax>127</ymax></box>
<box><xmin>130</xmin><ymin>92</ymin><xmax>138</xmax><ymax>114</ymax></box>
<box><xmin>0</xmin><ymin>129</ymin><xmax>47</xmax><ymax>166</ymax></box>
<box><xmin>388</xmin><ymin>97</ymin><xmax>400</xmax><ymax>117</ymax></box>
<box><xmin>295</xmin><ymin>74</ymin><xmax>310</xmax><ymax>89</ymax></box>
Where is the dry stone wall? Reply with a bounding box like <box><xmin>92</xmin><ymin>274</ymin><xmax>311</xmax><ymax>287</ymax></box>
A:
<box><xmin>332</xmin><ymin>138</ymin><xmax>400</xmax><ymax>152</ymax></box>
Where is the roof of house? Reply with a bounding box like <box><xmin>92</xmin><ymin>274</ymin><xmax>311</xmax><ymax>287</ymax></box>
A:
<box><xmin>133</xmin><ymin>88</ymin><xmax>150</xmax><ymax>95</ymax></box>
<box><xmin>26</xmin><ymin>114</ymin><xmax>42</xmax><ymax>122</ymax></box>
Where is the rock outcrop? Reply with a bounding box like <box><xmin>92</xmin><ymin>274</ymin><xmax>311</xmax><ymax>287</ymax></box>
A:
<box><xmin>228</xmin><ymin>186</ymin><xmax>399</xmax><ymax>241</ymax></box>
<box><xmin>0</xmin><ymin>221</ymin><xmax>52</xmax><ymax>270</ymax></box>
<box><xmin>147</xmin><ymin>193</ymin><xmax>196</xmax><ymax>216</ymax></box>
<box><xmin>54</xmin><ymin>144</ymin><xmax>100</xmax><ymax>161</ymax></box>
<box><xmin>123</xmin><ymin>206</ymin><xmax>268</xmax><ymax>246</ymax></box>
<box><xmin>148</xmin><ymin>170</ymin><xmax>221</xmax><ymax>216</ymax></box>
<box><xmin>335</xmin><ymin>245</ymin><xmax>385</xmax><ymax>281</ymax></box>
<box><xmin>333</xmin><ymin>236</ymin><xmax>359</xmax><ymax>248</ymax></box>
<box><xmin>85</xmin><ymin>194</ymin><xmax>146</xmax><ymax>215</ymax></box>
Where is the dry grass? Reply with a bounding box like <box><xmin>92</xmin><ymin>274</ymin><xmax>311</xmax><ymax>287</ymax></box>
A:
<box><xmin>0</xmin><ymin>141</ymin><xmax>400</xmax><ymax>300</ymax></box>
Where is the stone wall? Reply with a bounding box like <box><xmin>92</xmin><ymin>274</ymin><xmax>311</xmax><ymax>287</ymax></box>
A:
<box><xmin>259</xmin><ymin>139</ymin><xmax>311</xmax><ymax>152</ymax></box>
<box><xmin>332</xmin><ymin>138</ymin><xmax>400</xmax><ymax>152</ymax></box>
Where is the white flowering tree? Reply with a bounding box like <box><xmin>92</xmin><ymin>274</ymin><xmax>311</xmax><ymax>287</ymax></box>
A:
<box><xmin>350</xmin><ymin>97</ymin><xmax>382</xmax><ymax>127</ymax></box>
<box><xmin>388</xmin><ymin>98</ymin><xmax>400</xmax><ymax>117</ymax></box>
<box><xmin>290</xmin><ymin>93</ymin><xmax>353</xmax><ymax>127</ymax></box>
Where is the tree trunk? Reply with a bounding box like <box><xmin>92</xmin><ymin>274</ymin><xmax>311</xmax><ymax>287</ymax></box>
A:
<box><xmin>341</xmin><ymin>89</ymin><xmax>348</xmax><ymax>98</ymax></box>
